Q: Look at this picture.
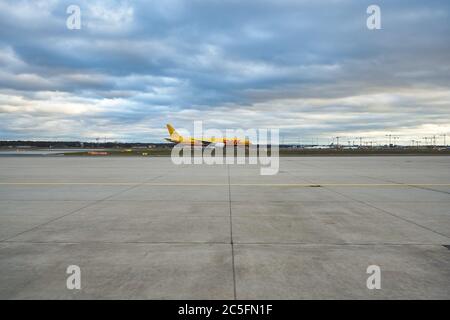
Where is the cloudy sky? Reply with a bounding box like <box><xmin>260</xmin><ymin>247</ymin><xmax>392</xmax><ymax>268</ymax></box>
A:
<box><xmin>0</xmin><ymin>0</ymin><xmax>449</xmax><ymax>144</ymax></box>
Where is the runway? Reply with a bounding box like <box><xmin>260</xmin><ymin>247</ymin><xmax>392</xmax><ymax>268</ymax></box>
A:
<box><xmin>0</xmin><ymin>156</ymin><xmax>449</xmax><ymax>299</ymax></box>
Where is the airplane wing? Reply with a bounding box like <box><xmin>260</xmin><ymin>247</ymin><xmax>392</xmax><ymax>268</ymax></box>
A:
<box><xmin>197</xmin><ymin>140</ymin><xmax>227</xmax><ymax>148</ymax></box>
<box><xmin>193</xmin><ymin>138</ymin><xmax>213</xmax><ymax>147</ymax></box>
<box><xmin>166</xmin><ymin>137</ymin><xmax>214</xmax><ymax>147</ymax></box>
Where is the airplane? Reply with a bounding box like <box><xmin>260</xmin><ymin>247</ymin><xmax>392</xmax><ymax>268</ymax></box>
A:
<box><xmin>165</xmin><ymin>124</ymin><xmax>251</xmax><ymax>147</ymax></box>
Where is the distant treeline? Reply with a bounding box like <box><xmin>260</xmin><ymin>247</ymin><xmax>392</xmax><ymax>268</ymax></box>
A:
<box><xmin>0</xmin><ymin>141</ymin><xmax>173</xmax><ymax>148</ymax></box>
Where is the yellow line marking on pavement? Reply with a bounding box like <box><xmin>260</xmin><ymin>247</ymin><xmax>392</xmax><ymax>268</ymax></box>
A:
<box><xmin>0</xmin><ymin>182</ymin><xmax>449</xmax><ymax>187</ymax></box>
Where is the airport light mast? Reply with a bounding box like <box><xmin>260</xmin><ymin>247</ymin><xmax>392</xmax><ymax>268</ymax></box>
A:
<box><xmin>386</xmin><ymin>134</ymin><xmax>400</xmax><ymax>147</ymax></box>
<box><xmin>335</xmin><ymin>136</ymin><xmax>341</xmax><ymax>147</ymax></box>
<box><xmin>440</xmin><ymin>134</ymin><xmax>447</xmax><ymax>146</ymax></box>
<box><xmin>385</xmin><ymin>134</ymin><xmax>392</xmax><ymax>147</ymax></box>
<box><xmin>357</xmin><ymin>137</ymin><xmax>364</xmax><ymax>147</ymax></box>
<box><xmin>393</xmin><ymin>136</ymin><xmax>400</xmax><ymax>146</ymax></box>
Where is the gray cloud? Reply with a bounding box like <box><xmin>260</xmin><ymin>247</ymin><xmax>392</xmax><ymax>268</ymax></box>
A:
<box><xmin>0</xmin><ymin>0</ymin><xmax>449</xmax><ymax>142</ymax></box>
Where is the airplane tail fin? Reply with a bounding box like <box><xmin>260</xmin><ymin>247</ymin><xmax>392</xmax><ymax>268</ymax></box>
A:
<box><xmin>167</xmin><ymin>124</ymin><xmax>178</xmax><ymax>136</ymax></box>
<box><xmin>166</xmin><ymin>124</ymin><xmax>181</xmax><ymax>142</ymax></box>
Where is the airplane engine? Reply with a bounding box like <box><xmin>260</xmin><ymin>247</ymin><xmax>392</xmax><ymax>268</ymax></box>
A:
<box><xmin>214</xmin><ymin>142</ymin><xmax>225</xmax><ymax>148</ymax></box>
